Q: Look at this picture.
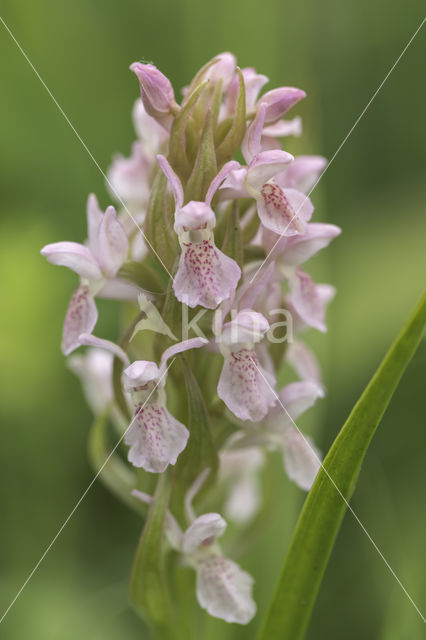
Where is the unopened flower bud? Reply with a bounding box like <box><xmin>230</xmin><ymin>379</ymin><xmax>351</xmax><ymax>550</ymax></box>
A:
<box><xmin>130</xmin><ymin>62</ymin><xmax>178</xmax><ymax>128</ymax></box>
<box><xmin>257</xmin><ymin>87</ymin><xmax>306</xmax><ymax>124</ymax></box>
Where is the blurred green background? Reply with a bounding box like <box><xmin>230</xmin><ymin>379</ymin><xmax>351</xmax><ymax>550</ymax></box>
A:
<box><xmin>1</xmin><ymin>1</ymin><xmax>425</xmax><ymax>638</ymax></box>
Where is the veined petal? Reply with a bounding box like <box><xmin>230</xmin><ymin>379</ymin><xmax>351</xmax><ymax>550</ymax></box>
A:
<box><xmin>41</xmin><ymin>241</ymin><xmax>102</xmax><ymax>281</ymax></box>
<box><xmin>283</xmin><ymin>426</ymin><xmax>322</xmax><ymax>490</ymax></box>
<box><xmin>174</xmin><ymin>237</ymin><xmax>241</xmax><ymax>309</ymax></box>
<box><xmin>263</xmin><ymin>222</ymin><xmax>341</xmax><ymax>265</ymax></box>
<box><xmin>218</xmin><ymin>348</ymin><xmax>276</xmax><ymax>421</ymax></box>
<box><xmin>62</xmin><ymin>284</ymin><xmax>98</xmax><ymax>355</ymax></box>
<box><xmin>257</xmin><ymin>185</ymin><xmax>314</xmax><ymax>236</ymax></box>
<box><xmin>97</xmin><ymin>206</ymin><xmax>129</xmax><ymax>278</ymax></box>
<box><xmin>182</xmin><ymin>513</ymin><xmax>227</xmax><ymax>554</ymax></box>
<box><xmin>288</xmin><ymin>269</ymin><xmax>335</xmax><ymax>332</ymax></box>
<box><xmin>125</xmin><ymin>402</ymin><xmax>189</xmax><ymax>473</ymax></box>
<box><xmin>196</xmin><ymin>555</ymin><xmax>256</xmax><ymax>624</ymax></box>
<box><xmin>245</xmin><ymin>150</ymin><xmax>294</xmax><ymax>192</ymax></box>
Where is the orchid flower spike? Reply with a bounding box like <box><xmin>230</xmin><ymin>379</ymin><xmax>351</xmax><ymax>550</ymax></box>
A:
<box><xmin>217</xmin><ymin>310</ymin><xmax>277</xmax><ymax>421</ymax></box>
<box><xmin>41</xmin><ymin>195</ymin><xmax>129</xmax><ymax>355</ymax></box>
<box><xmin>132</xmin><ymin>480</ymin><xmax>257</xmax><ymax>624</ymax></box>
<box><xmin>157</xmin><ymin>155</ymin><xmax>242</xmax><ymax>309</ymax></box>
<box><xmin>122</xmin><ymin>338</ymin><xmax>207</xmax><ymax>472</ymax></box>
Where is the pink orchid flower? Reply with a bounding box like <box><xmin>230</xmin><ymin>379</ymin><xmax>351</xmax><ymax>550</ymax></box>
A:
<box><xmin>157</xmin><ymin>155</ymin><xmax>242</xmax><ymax>309</ymax></box>
<box><xmin>41</xmin><ymin>195</ymin><xmax>129</xmax><ymax>355</ymax></box>
<box><xmin>122</xmin><ymin>338</ymin><xmax>207</xmax><ymax>473</ymax></box>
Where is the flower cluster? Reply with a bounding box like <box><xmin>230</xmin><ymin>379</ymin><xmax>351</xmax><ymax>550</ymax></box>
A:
<box><xmin>41</xmin><ymin>52</ymin><xmax>340</xmax><ymax>625</ymax></box>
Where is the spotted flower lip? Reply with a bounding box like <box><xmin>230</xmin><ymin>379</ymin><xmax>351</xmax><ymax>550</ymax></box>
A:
<box><xmin>157</xmin><ymin>155</ymin><xmax>242</xmax><ymax>309</ymax></box>
<box><xmin>132</xmin><ymin>489</ymin><xmax>257</xmax><ymax>625</ymax></box>
<box><xmin>217</xmin><ymin>310</ymin><xmax>277</xmax><ymax>422</ymax></box>
<box><xmin>122</xmin><ymin>338</ymin><xmax>207</xmax><ymax>473</ymax></box>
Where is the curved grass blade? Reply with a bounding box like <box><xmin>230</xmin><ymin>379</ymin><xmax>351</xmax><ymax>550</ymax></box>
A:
<box><xmin>257</xmin><ymin>292</ymin><xmax>426</xmax><ymax>640</ymax></box>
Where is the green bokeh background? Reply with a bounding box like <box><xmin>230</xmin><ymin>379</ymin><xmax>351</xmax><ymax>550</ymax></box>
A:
<box><xmin>1</xmin><ymin>1</ymin><xmax>425</xmax><ymax>638</ymax></box>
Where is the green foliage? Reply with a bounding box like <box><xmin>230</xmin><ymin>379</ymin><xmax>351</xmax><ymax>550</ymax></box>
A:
<box><xmin>257</xmin><ymin>293</ymin><xmax>426</xmax><ymax>640</ymax></box>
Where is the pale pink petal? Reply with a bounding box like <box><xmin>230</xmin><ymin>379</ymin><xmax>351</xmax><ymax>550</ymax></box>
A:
<box><xmin>62</xmin><ymin>285</ymin><xmax>98</xmax><ymax>355</ymax></box>
<box><xmin>107</xmin><ymin>142</ymin><xmax>151</xmax><ymax>207</ymax></box>
<box><xmin>224</xmin><ymin>475</ymin><xmax>261</xmax><ymax>525</ymax></box>
<box><xmin>205</xmin><ymin>160</ymin><xmax>240</xmax><ymax>206</ymax></box>
<box><xmin>283</xmin><ymin>427</ymin><xmax>322</xmax><ymax>490</ymax></box>
<box><xmin>218</xmin><ymin>168</ymin><xmax>250</xmax><ymax>201</ymax></box>
<box><xmin>257</xmin><ymin>87</ymin><xmax>306</xmax><ymax>123</ymax></box>
<box><xmin>218</xmin><ymin>348</ymin><xmax>276</xmax><ymax>421</ymax></box>
<box><xmin>68</xmin><ymin>347</ymin><xmax>113</xmax><ymax>414</ymax></box>
<box><xmin>130</xmin><ymin>62</ymin><xmax>176</xmax><ymax>128</ymax></box>
<box><xmin>257</xmin><ymin>186</ymin><xmax>314</xmax><ymax>236</ymax></box>
<box><xmin>288</xmin><ymin>269</ymin><xmax>335</xmax><ymax>332</ymax></box>
<box><xmin>78</xmin><ymin>333</ymin><xmax>130</xmax><ymax>366</ymax></box>
<box><xmin>182</xmin><ymin>513</ymin><xmax>227</xmax><ymax>554</ymax></box>
<box><xmin>97</xmin><ymin>278</ymin><xmax>141</xmax><ymax>301</ymax></box>
<box><xmin>196</xmin><ymin>555</ymin><xmax>256</xmax><ymax>624</ymax></box>
<box><xmin>160</xmin><ymin>338</ymin><xmax>208</xmax><ymax>376</ymax></box>
<box><xmin>276</xmin><ymin>155</ymin><xmax>327</xmax><ymax>193</ymax></box>
<box><xmin>125</xmin><ymin>402</ymin><xmax>189</xmax><ymax>473</ymax></box>
<box><xmin>262</xmin><ymin>223</ymin><xmax>341</xmax><ymax>265</ymax></box>
<box><xmin>97</xmin><ymin>206</ymin><xmax>129</xmax><ymax>278</ymax></box>
<box><xmin>241</xmin><ymin>103</ymin><xmax>267</xmax><ymax>163</ymax></box>
<box><xmin>86</xmin><ymin>194</ymin><xmax>103</xmax><ymax>256</ymax></box>
<box><xmin>278</xmin><ymin>381</ymin><xmax>324</xmax><ymax>420</ymax></box>
<box><xmin>286</xmin><ymin>340</ymin><xmax>323</xmax><ymax>387</ymax></box>
<box><xmin>123</xmin><ymin>361</ymin><xmax>160</xmax><ymax>390</ymax></box>
<box><xmin>174</xmin><ymin>238</ymin><xmax>241</xmax><ymax>309</ymax></box>
<box><xmin>203</xmin><ymin>52</ymin><xmax>236</xmax><ymax>90</ymax></box>
<box><xmin>245</xmin><ymin>150</ymin><xmax>294</xmax><ymax>191</ymax></box>
<box><xmin>263</xmin><ymin>116</ymin><xmax>302</xmax><ymax>139</ymax></box>
<box><xmin>235</xmin><ymin>262</ymin><xmax>276</xmax><ymax>311</ymax></box>
<box><xmin>41</xmin><ymin>241</ymin><xmax>102</xmax><ymax>281</ymax></box>
<box><xmin>156</xmin><ymin>154</ymin><xmax>184</xmax><ymax>209</ymax></box>
<box><xmin>132</xmin><ymin>99</ymin><xmax>169</xmax><ymax>152</ymax></box>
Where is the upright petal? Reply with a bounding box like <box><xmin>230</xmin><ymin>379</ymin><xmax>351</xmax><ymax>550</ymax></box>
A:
<box><xmin>86</xmin><ymin>194</ymin><xmax>103</xmax><ymax>256</ymax></box>
<box><xmin>125</xmin><ymin>402</ymin><xmax>189</xmax><ymax>473</ymax></box>
<box><xmin>282</xmin><ymin>427</ymin><xmax>322</xmax><ymax>490</ymax></box>
<box><xmin>41</xmin><ymin>242</ymin><xmax>102</xmax><ymax>281</ymax></box>
<box><xmin>196</xmin><ymin>555</ymin><xmax>256</xmax><ymax>624</ymax></box>
<box><xmin>130</xmin><ymin>62</ymin><xmax>177</xmax><ymax>128</ymax></box>
<box><xmin>245</xmin><ymin>150</ymin><xmax>294</xmax><ymax>192</ymax></box>
<box><xmin>62</xmin><ymin>284</ymin><xmax>98</xmax><ymax>355</ymax></box>
<box><xmin>174</xmin><ymin>238</ymin><xmax>241</xmax><ymax>309</ymax></box>
<box><xmin>97</xmin><ymin>206</ymin><xmax>129</xmax><ymax>278</ymax></box>
<box><xmin>276</xmin><ymin>155</ymin><xmax>327</xmax><ymax>193</ymax></box>
<box><xmin>218</xmin><ymin>348</ymin><xmax>276</xmax><ymax>421</ymax></box>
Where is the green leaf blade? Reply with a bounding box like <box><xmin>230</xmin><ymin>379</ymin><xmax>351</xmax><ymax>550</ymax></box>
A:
<box><xmin>257</xmin><ymin>292</ymin><xmax>426</xmax><ymax>640</ymax></box>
